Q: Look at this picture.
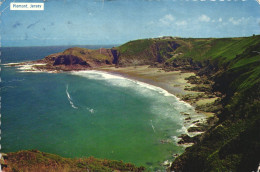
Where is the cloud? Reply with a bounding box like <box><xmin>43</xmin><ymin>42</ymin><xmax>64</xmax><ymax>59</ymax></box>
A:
<box><xmin>199</xmin><ymin>14</ymin><xmax>211</xmax><ymax>22</ymax></box>
<box><xmin>27</xmin><ymin>20</ymin><xmax>40</xmax><ymax>29</ymax></box>
<box><xmin>229</xmin><ymin>17</ymin><xmax>240</xmax><ymax>25</ymax></box>
<box><xmin>13</xmin><ymin>22</ymin><xmax>22</xmax><ymax>28</ymax></box>
<box><xmin>159</xmin><ymin>14</ymin><xmax>175</xmax><ymax>25</ymax></box>
<box><xmin>229</xmin><ymin>17</ymin><xmax>250</xmax><ymax>25</ymax></box>
<box><xmin>218</xmin><ymin>18</ymin><xmax>223</xmax><ymax>22</ymax></box>
<box><xmin>175</xmin><ymin>20</ymin><xmax>187</xmax><ymax>26</ymax></box>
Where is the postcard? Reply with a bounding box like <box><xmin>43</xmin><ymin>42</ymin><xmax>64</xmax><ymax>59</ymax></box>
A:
<box><xmin>0</xmin><ymin>0</ymin><xmax>260</xmax><ymax>171</ymax></box>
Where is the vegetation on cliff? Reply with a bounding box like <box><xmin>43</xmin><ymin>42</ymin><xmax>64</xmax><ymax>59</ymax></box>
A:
<box><xmin>2</xmin><ymin>150</ymin><xmax>145</xmax><ymax>172</ymax></box>
<box><xmin>38</xmin><ymin>37</ymin><xmax>181</xmax><ymax>69</ymax></box>
<box><xmin>115</xmin><ymin>38</ymin><xmax>180</xmax><ymax>66</ymax></box>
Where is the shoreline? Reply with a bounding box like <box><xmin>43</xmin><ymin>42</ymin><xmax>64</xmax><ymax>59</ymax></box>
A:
<box><xmin>6</xmin><ymin>62</ymin><xmax>218</xmax><ymax>146</ymax></box>
<box><xmin>97</xmin><ymin>65</ymin><xmax>216</xmax><ymax>112</ymax></box>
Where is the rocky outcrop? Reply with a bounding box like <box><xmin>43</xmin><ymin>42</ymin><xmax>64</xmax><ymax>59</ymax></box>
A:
<box><xmin>53</xmin><ymin>55</ymin><xmax>90</xmax><ymax>66</ymax></box>
<box><xmin>36</xmin><ymin>47</ymin><xmax>117</xmax><ymax>71</ymax></box>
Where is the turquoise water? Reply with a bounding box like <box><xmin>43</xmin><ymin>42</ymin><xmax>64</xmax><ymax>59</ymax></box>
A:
<box><xmin>1</xmin><ymin>46</ymin><xmax>196</xmax><ymax>170</ymax></box>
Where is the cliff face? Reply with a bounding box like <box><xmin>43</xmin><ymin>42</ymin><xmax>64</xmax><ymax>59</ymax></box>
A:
<box><xmin>53</xmin><ymin>55</ymin><xmax>90</xmax><ymax>66</ymax></box>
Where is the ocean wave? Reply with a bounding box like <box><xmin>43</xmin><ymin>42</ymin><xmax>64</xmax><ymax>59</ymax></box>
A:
<box><xmin>70</xmin><ymin>70</ymin><xmax>192</xmax><ymax>106</ymax></box>
<box><xmin>150</xmin><ymin>120</ymin><xmax>156</xmax><ymax>133</ymax></box>
<box><xmin>66</xmin><ymin>85</ymin><xmax>78</xmax><ymax>109</ymax></box>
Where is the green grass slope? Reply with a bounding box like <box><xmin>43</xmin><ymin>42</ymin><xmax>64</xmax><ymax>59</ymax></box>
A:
<box><xmin>115</xmin><ymin>38</ymin><xmax>180</xmax><ymax>66</ymax></box>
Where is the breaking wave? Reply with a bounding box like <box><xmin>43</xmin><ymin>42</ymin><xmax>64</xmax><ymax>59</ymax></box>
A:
<box><xmin>66</xmin><ymin>85</ymin><xmax>78</xmax><ymax>109</ymax></box>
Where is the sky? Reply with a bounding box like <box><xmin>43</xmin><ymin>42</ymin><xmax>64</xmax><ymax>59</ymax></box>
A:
<box><xmin>1</xmin><ymin>0</ymin><xmax>260</xmax><ymax>47</ymax></box>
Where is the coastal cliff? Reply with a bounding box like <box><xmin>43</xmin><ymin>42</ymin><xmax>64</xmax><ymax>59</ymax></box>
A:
<box><xmin>34</xmin><ymin>38</ymin><xmax>181</xmax><ymax>70</ymax></box>
<box><xmin>167</xmin><ymin>36</ymin><xmax>260</xmax><ymax>171</ymax></box>
<box><xmin>5</xmin><ymin>35</ymin><xmax>260</xmax><ymax>171</ymax></box>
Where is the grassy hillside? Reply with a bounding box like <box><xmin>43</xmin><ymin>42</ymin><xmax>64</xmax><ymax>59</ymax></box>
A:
<box><xmin>62</xmin><ymin>47</ymin><xmax>112</xmax><ymax>61</ymax></box>
<box><xmin>115</xmin><ymin>38</ymin><xmax>180</xmax><ymax>66</ymax></box>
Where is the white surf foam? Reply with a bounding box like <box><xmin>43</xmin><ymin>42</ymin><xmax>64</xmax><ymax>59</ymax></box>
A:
<box><xmin>2</xmin><ymin>62</ymin><xmax>21</xmax><ymax>66</ymax></box>
<box><xmin>171</xmin><ymin>136</ymin><xmax>181</xmax><ymax>144</ymax></box>
<box><xmin>87</xmin><ymin>107</ymin><xmax>95</xmax><ymax>114</ymax></box>
<box><xmin>3</xmin><ymin>62</ymin><xmax>52</xmax><ymax>73</ymax></box>
<box><xmin>66</xmin><ymin>85</ymin><xmax>78</xmax><ymax>109</ymax></box>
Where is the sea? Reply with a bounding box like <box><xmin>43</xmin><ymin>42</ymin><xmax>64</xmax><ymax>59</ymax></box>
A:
<box><xmin>0</xmin><ymin>45</ymin><xmax>199</xmax><ymax>170</ymax></box>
